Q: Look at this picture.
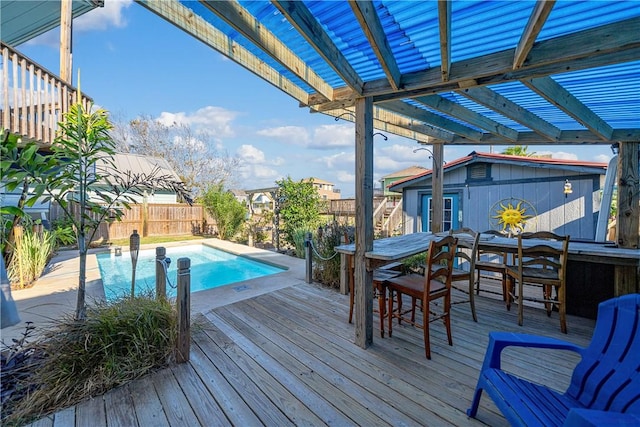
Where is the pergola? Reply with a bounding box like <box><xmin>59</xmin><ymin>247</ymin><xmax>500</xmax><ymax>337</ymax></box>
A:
<box><xmin>5</xmin><ymin>0</ymin><xmax>638</xmax><ymax>348</ymax></box>
<box><xmin>136</xmin><ymin>0</ymin><xmax>639</xmax><ymax>348</ymax></box>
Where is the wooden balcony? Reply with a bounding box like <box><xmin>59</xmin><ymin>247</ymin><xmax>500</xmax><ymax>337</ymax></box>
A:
<box><xmin>1</xmin><ymin>41</ymin><xmax>92</xmax><ymax>146</ymax></box>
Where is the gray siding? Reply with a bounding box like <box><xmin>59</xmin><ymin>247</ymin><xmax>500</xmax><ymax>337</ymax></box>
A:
<box><xmin>400</xmin><ymin>163</ymin><xmax>604</xmax><ymax>240</ymax></box>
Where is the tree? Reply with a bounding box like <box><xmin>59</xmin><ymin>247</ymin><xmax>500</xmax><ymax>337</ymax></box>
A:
<box><xmin>1</xmin><ymin>103</ymin><xmax>191</xmax><ymax>320</ymax></box>
<box><xmin>502</xmin><ymin>145</ymin><xmax>535</xmax><ymax>157</ymax></box>
<box><xmin>201</xmin><ymin>185</ymin><xmax>247</xmax><ymax>240</ymax></box>
<box><xmin>112</xmin><ymin>116</ymin><xmax>240</xmax><ymax>198</ymax></box>
<box><xmin>276</xmin><ymin>176</ymin><xmax>322</xmax><ymax>245</ymax></box>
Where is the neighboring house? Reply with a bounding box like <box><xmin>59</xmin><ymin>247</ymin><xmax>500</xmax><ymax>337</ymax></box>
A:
<box><xmin>250</xmin><ymin>192</ymin><xmax>274</xmax><ymax>214</ymax></box>
<box><xmin>380</xmin><ymin>166</ymin><xmax>428</xmax><ymax>199</ymax></box>
<box><xmin>94</xmin><ymin>153</ymin><xmax>183</xmax><ymax>204</ymax></box>
<box><xmin>389</xmin><ymin>152</ymin><xmax>608</xmax><ymax>240</ymax></box>
<box><xmin>229</xmin><ymin>189</ymin><xmax>248</xmax><ymax>206</ymax></box>
<box><xmin>303</xmin><ymin>177</ymin><xmax>341</xmax><ymax>200</ymax></box>
<box><xmin>1</xmin><ymin>153</ymin><xmax>184</xmax><ymax>224</ymax></box>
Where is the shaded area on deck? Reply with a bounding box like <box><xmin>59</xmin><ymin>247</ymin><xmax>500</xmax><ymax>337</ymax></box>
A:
<box><xmin>29</xmin><ymin>283</ymin><xmax>595</xmax><ymax>427</ymax></box>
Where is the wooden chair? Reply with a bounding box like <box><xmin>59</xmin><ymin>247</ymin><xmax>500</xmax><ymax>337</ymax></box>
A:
<box><xmin>467</xmin><ymin>294</ymin><xmax>640</xmax><ymax>426</ymax></box>
<box><xmin>505</xmin><ymin>231</ymin><xmax>569</xmax><ymax>333</ymax></box>
<box><xmin>448</xmin><ymin>228</ymin><xmax>480</xmax><ymax>322</ymax></box>
<box><xmin>346</xmin><ymin>254</ymin><xmax>402</xmax><ymax>338</ymax></box>
<box><xmin>474</xmin><ymin>229</ymin><xmax>510</xmax><ymax>303</ymax></box>
<box><xmin>385</xmin><ymin>235</ymin><xmax>457</xmax><ymax>359</ymax></box>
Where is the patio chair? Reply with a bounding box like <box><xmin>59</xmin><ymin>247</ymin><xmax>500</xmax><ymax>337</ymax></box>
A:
<box><xmin>346</xmin><ymin>252</ymin><xmax>402</xmax><ymax>338</ymax></box>
<box><xmin>448</xmin><ymin>228</ymin><xmax>480</xmax><ymax>322</ymax></box>
<box><xmin>474</xmin><ymin>229</ymin><xmax>510</xmax><ymax>302</ymax></box>
<box><xmin>385</xmin><ymin>235</ymin><xmax>457</xmax><ymax>359</ymax></box>
<box><xmin>505</xmin><ymin>231</ymin><xmax>569</xmax><ymax>333</ymax></box>
<box><xmin>467</xmin><ymin>293</ymin><xmax>640</xmax><ymax>426</ymax></box>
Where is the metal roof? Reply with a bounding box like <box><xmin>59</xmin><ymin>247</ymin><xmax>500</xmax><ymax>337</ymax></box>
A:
<box><xmin>136</xmin><ymin>0</ymin><xmax>639</xmax><ymax>146</ymax></box>
<box><xmin>1</xmin><ymin>0</ymin><xmax>103</xmax><ymax>46</ymax></box>
<box><xmin>389</xmin><ymin>151</ymin><xmax>608</xmax><ymax>191</ymax></box>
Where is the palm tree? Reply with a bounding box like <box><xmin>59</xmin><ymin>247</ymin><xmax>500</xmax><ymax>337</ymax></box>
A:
<box><xmin>502</xmin><ymin>145</ymin><xmax>535</xmax><ymax>157</ymax></box>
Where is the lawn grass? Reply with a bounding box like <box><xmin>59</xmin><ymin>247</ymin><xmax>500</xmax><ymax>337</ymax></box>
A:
<box><xmin>108</xmin><ymin>234</ymin><xmax>207</xmax><ymax>247</ymax></box>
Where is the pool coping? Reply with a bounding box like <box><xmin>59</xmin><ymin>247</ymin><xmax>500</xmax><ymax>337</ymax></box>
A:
<box><xmin>2</xmin><ymin>239</ymin><xmax>307</xmax><ymax>344</ymax></box>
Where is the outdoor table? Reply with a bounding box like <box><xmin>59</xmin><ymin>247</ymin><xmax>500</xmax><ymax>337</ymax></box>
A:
<box><xmin>336</xmin><ymin>232</ymin><xmax>640</xmax><ymax>320</ymax></box>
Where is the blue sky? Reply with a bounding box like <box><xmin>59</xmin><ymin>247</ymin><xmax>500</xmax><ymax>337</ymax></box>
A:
<box><xmin>19</xmin><ymin>0</ymin><xmax>615</xmax><ymax>197</ymax></box>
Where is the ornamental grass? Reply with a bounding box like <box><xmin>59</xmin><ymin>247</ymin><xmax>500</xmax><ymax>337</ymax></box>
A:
<box><xmin>1</xmin><ymin>294</ymin><xmax>177</xmax><ymax>426</ymax></box>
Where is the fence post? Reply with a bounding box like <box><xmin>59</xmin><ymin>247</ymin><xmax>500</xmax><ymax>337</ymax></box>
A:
<box><xmin>176</xmin><ymin>257</ymin><xmax>190</xmax><ymax>363</ymax></box>
<box><xmin>305</xmin><ymin>232</ymin><xmax>313</xmax><ymax>283</ymax></box>
<box><xmin>155</xmin><ymin>247</ymin><xmax>166</xmax><ymax>299</ymax></box>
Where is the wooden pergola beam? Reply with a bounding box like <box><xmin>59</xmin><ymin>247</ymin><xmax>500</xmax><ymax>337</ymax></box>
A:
<box><xmin>415</xmin><ymin>95</ymin><xmax>519</xmax><ymax>141</ymax></box>
<box><xmin>458</xmin><ymin>86</ymin><xmax>561</xmax><ymax>141</ymax></box>
<box><xmin>307</xmin><ymin>17</ymin><xmax>640</xmax><ymax>107</ymax></box>
<box><xmin>521</xmin><ymin>76</ymin><xmax>614</xmax><ymax>141</ymax></box>
<box><xmin>513</xmin><ymin>0</ymin><xmax>556</xmax><ymax>69</ymax></box>
<box><xmin>273</xmin><ymin>0</ymin><xmax>365</xmax><ymax>95</ymax></box>
<box><xmin>137</xmin><ymin>0</ymin><xmax>311</xmax><ymax>105</ymax></box>
<box><xmin>350</xmin><ymin>0</ymin><xmax>401</xmax><ymax>91</ymax></box>
<box><xmin>381</xmin><ymin>100</ymin><xmax>484</xmax><ymax>141</ymax></box>
<box><xmin>199</xmin><ymin>0</ymin><xmax>334</xmax><ymax>102</ymax></box>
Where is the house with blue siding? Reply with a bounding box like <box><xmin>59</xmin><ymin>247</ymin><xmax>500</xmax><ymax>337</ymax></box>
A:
<box><xmin>389</xmin><ymin>152</ymin><xmax>609</xmax><ymax>240</ymax></box>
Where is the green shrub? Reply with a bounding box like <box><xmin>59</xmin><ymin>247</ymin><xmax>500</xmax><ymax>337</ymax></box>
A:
<box><xmin>292</xmin><ymin>227</ymin><xmax>312</xmax><ymax>258</ymax></box>
<box><xmin>7</xmin><ymin>226</ymin><xmax>56</xmax><ymax>288</ymax></box>
<box><xmin>3</xmin><ymin>295</ymin><xmax>177</xmax><ymax>425</ymax></box>
<box><xmin>312</xmin><ymin>222</ymin><xmax>351</xmax><ymax>288</ymax></box>
<box><xmin>51</xmin><ymin>218</ymin><xmax>76</xmax><ymax>247</ymax></box>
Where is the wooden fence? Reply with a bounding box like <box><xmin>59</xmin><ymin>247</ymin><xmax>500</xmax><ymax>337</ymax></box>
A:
<box><xmin>49</xmin><ymin>203</ymin><xmax>216</xmax><ymax>242</ymax></box>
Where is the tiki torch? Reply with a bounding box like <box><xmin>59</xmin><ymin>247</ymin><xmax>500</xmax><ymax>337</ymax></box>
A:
<box><xmin>130</xmin><ymin>229</ymin><xmax>140</xmax><ymax>297</ymax></box>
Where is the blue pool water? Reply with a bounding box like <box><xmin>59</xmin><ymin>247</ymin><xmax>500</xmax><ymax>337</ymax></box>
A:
<box><xmin>97</xmin><ymin>244</ymin><xmax>285</xmax><ymax>301</ymax></box>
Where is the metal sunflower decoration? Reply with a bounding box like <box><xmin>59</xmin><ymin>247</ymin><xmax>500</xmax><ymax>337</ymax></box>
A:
<box><xmin>489</xmin><ymin>198</ymin><xmax>537</xmax><ymax>237</ymax></box>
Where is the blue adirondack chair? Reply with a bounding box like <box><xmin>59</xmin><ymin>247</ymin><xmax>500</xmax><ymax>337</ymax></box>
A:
<box><xmin>467</xmin><ymin>293</ymin><xmax>640</xmax><ymax>426</ymax></box>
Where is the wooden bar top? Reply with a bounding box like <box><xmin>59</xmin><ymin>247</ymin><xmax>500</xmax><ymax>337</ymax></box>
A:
<box><xmin>335</xmin><ymin>232</ymin><xmax>640</xmax><ymax>266</ymax></box>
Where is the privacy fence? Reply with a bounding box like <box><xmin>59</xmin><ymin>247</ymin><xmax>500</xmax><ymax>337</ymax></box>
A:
<box><xmin>49</xmin><ymin>203</ymin><xmax>217</xmax><ymax>242</ymax></box>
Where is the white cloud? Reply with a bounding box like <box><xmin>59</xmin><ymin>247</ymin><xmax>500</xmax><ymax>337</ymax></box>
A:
<box><xmin>26</xmin><ymin>0</ymin><xmax>132</xmax><ymax>47</ymax></box>
<box><xmin>75</xmin><ymin>0</ymin><xmax>133</xmax><ymax>31</ymax></box>
<box><xmin>237</xmin><ymin>145</ymin><xmax>266</xmax><ymax>164</ymax></box>
<box><xmin>256</xmin><ymin>126</ymin><xmax>310</xmax><ymax>146</ymax></box>
<box><xmin>308</xmin><ymin>124</ymin><xmax>353</xmax><ymax>149</ymax></box>
<box><xmin>594</xmin><ymin>153</ymin><xmax>612</xmax><ymax>164</ymax></box>
<box><xmin>157</xmin><ymin>106</ymin><xmax>238</xmax><ymax>137</ymax></box>
<box><xmin>335</xmin><ymin>170</ymin><xmax>355</xmax><ymax>183</ymax></box>
<box><xmin>315</xmin><ymin>152</ymin><xmax>353</xmax><ymax>169</ymax></box>
<box><xmin>538</xmin><ymin>151</ymin><xmax>578</xmax><ymax>160</ymax></box>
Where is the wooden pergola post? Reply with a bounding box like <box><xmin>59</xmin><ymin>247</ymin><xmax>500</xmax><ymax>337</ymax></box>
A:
<box><xmin>59</xmin><ymin>0</ymin><xmax>72</xmax><ymax>84</ymax></box>
<box><xmin>431</xmin><ymin>144</ymin><xmax>444</xmax><ymax>233</ymax></box>
<box><xmin>354</xmin><ymin>96</ymin><xmax>374</xmax><ymax>348</ymax></box>
<box><xmin>615</xmin><ymin>141</ymin><xmax>639</xmax><ymax>294</ymax></box>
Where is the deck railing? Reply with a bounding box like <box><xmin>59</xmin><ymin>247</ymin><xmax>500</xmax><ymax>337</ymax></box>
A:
<box><xmin>1</xmin><ymin>42</ymin><xmax>92</xmax><ymax>145</ymax></box>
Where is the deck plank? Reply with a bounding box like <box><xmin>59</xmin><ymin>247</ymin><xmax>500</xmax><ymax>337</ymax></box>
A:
<box><xmin>38</xmin><ymin>281</ymin><xmax>595</xmax><ymax>426</ymax></box>
<box><xmin>128</xmin><ymin>375</ymin><xmax>170</xmax><ymax>427</ymax></box>
<box><xmin>203</xmin><ymin>310</ymin><xmax>349</xmax><ymax>426</ymax></box>
<box><xmin>103</xmin><ymin>385</ymin><xmax>138</xmax><ymax>426</ymax></box>
<box><xmin>151</xmin><ymin>367</ymin><xmax>201</xmax><ymax>426</ymax></box>
<box><xmin>74</xmin><ymin>396</ymin><xmax>106</xmax><ymax>427</ymax></box>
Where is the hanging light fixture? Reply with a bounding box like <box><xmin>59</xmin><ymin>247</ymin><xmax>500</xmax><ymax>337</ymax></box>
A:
<box><xmin>563</xmin><ymin>179</ymin><xmax>573</xmax><ymax>198</ymax></box>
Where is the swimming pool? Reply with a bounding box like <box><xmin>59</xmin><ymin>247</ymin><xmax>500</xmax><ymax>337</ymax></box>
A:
<box><xmin>97</xmin><ymin>244</ymin><xmax>285</xmax><ymax>301</ymax></box>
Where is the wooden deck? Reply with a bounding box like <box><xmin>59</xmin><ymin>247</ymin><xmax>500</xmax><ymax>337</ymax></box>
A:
<box><xmin>29</xmin><ymin>283</ymin><xmax>595</xmax><ymax>427</ymax></box>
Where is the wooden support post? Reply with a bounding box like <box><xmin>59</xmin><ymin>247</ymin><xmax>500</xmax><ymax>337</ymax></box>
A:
<box><xmin>431</xmin><ymin>144</ymin><xmax>444</xmax><ymax>233</ymax></box>
<box><xmin>155</xmin><ymin>247</ymin><xmax>167</xmax><ymax>300</ymax></box>
<box><xmin>176</xmin><ymin>257</ymin><xmax>190</xmax><ymax>363</ymax></box>
<box><xmin>615</xmin><ymin>141</ymin><xmax>639</xmax><ymax>294</ymax></box>
<box><xmin>340</xmin><ymin>253</ymin><xmax>349</xmax><ymax>295</ymax></box>
<box><xmin>355</xmin><ymin>96</ymin><xmax>374</xmax><ymax>348</ymax></box>
<box><xmin>305</xmin><ymin>232</ymin><xmax>313</xmax><ymax>283</ymax></box>
<box><xmin>59</xmin><ymin>0</ymin><xmax>72</xmax><ymax>84</ymax></box>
